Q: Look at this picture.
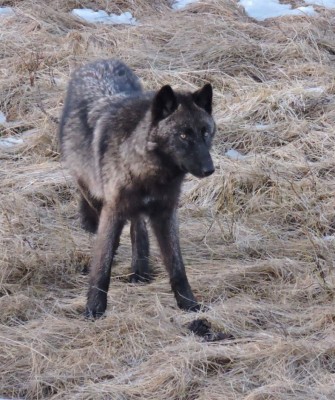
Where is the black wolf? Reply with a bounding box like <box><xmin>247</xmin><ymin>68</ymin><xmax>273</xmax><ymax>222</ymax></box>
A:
<box><xmin>59</xmin><ymin>59</ymin><xmax>216</xmax><ymax>317</ymax></box>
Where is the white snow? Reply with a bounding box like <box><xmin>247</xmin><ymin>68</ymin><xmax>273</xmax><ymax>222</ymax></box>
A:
<box><xmin>0</xmin><ymin>111</ymin><xmax>6</xmax><ymax>125</ymax></box>
<box><xmin>239</xmin><ymin>0</ymin><xmax>316</xmax><ymax>20</ymax></box>
<box><xmin>304</xmin><ymin>86</ymin><xmax>324</xmax><ymax>93</ymax></box>
<box><xmin>323</xmin><ymin>235</ymin><xmax>335</xmax><ymax>241</ymax></box>
<box><xmin>255</xmin><ymin>123</ymin><xmax>273</xmax><ymax>130</ymax></box>
<box><xmin>0</xmin><ymin>6</ymin><xmax>14</xmax><ymax>17</ymax></box>
<box><xmin>71</xmin><ymin>9</ymin><xmax>137</xmax><ymax>25</ymax></box>
<box><xmin>0</xmin><ymin>137</ymin><xmax>24</xmax><ymax>148</ymax></box>
<box><xmin>172</xmin><ymin>0</ymin><xmax>199</xmax><ymax>9</ymax></box>
<box><xmin>225</xmin><ymin>149</ymin><xmax>246</xmax><ymax>160</ymax></box>
<box><xmin>307</xmin><ymin>0</ymin><xmax>335</xmax><ymax>7</ymax></box>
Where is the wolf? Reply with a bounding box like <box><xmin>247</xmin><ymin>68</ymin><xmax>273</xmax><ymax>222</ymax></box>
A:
<box><xmin>59</xmin><ymin>59</ymin><xmax>216</xmax><ymax>317</ymax></box>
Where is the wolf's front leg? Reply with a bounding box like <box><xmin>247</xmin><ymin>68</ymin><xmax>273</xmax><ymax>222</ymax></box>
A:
<box><xmin>150</xmin><ymin>209</ymin><xmax>200</xmax><ymax>311</ymax></box>
<box><xmin>86</xmin><ymin>205</ymin><xmax>125</xmax><ymax>318</ymax></box>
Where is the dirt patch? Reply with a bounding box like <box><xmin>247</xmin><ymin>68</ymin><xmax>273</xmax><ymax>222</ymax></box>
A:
<box><xmin>187</xmin><ymin>318</ymin><xmax>235</xmax><ymax>341</ymax></box>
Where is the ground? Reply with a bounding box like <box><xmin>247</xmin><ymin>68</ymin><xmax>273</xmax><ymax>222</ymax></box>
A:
<box><xmin>0</xmin><ymin>1</ymin><xmax>335</xmax><ymax>399</ymax></box>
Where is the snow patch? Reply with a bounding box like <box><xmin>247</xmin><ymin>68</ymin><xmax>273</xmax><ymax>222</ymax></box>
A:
<box><xmin>71</xmin><ymin>9</ymin><xmax>137</xmax><ymax>25</ymax></box>
<box><xmin>0</xmin><ymin>111</ymin><xmax>7</xmax><ymax>125</ymax></box>
<box><xmin>225</xmin><ymin>149</ymin><xmax>247</xmax><ymax>160</ymax></box>
<box><xmin>0</xmin><ymin>137</ymin><xmax>24</xmax><ymax>148</ymax></box>
<box><xmin>255</xmin><ymin>123</ymin><xmax>274</xmax><ymax>130</ymax></box>
<box><xmin>306</xmin><ymin>0</ymin><xmax>335</xmax><ymax>7</ymax></box>
<box><xmin>304</xmin><ymin>86</ymin><xmax>324</xmax><ymax>93</ymax></box>
<box><xmin>0</xmin><ymin>6</ymin><xmax>14</xmax><ymax>17</ymax></box>
<box><xmin>172</xmin><ymin>0</ymin><xmax>199</xmax><ymax>10</ymax></box>
<box><xmin>239</xmin><ymin>0</ymin><xmax>316</xmax><ymax>20</ymax></box>
<box><xmin>323</xmin><ymin>235</ymin><xmax>335</xmax><ymax>241</ymax></box>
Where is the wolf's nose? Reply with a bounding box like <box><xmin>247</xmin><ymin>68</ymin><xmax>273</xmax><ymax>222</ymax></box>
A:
<box><xmin>202</xmin><ymin>167</ymin><xmax>215</xmax><ymax>177</ymax></box>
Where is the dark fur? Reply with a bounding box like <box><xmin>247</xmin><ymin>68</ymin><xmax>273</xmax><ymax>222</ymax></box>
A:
<box><xmin>59</xmin><ymin>59</ymin><xmax>216</xmax><ymax>317</ymax></box>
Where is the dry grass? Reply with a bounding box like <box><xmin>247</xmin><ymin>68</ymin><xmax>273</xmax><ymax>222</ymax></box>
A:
<box><xmin>1</xmin><ymin>0</ymin><xmax>335</xmax><ymax>399</ymax></box>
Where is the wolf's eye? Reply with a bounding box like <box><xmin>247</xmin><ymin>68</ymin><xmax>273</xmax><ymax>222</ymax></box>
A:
<box><xmin>201</xmin><ymin>127</ymin><xmax>208</xmax><ymax>136</ymax></box>
<box><xmin>180</xmin><ymin>133</ymin><xmax>187</xmax><ymax>140</ymax></box>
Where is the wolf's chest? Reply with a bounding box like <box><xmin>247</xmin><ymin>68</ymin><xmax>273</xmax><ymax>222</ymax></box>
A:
<box><xmin>142</xmin><ymin>195</ymin><xmax>156</xmax><ymax>206</ymax></box>
<box><xmin>138</xmin><ymin>193</ymin><xmax>164</xmax><ymax>214</ymax></box>
<box><xmin>118</xmin><ymin>187</ymin><xmax>162</xmax><ymax>216</ymax></box>
<box><xmin>118</xmin><ymin>176</ymin><xmax>181</xmax><ymax>217</ymax></box>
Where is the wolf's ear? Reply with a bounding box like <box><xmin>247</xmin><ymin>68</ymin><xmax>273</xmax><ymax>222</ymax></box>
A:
<box><xmin>152</xmin><ymin>85</ymin><xmax>178</xmax><ymax>123</ymax></box>
<box><xmin>192</xmin><ymin>83</ymin><xmax>213</xmax><ymax>115</ymax></box>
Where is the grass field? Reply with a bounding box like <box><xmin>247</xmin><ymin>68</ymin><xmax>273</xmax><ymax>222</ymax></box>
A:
<box><xmin>1</xmin><ymin>1</ymin><xmax>335</xmax><ymax>399</ymax></box>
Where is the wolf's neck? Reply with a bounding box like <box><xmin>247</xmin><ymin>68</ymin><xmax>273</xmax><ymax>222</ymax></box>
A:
<box><xmin>128</xmin><ymin>112</ymin><xmax>154</xmax><ymax>157</ymax></box>
<box><xmin>120</xmin><ymin>115</ymin><xmax>182</xmax><ymax>183</ymax></box>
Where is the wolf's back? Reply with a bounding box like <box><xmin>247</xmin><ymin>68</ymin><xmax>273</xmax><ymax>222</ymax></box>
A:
<box><xmin>67</xmin><ymin>59</ymin><xmax>142</xmax><ymax>101</ymax></box>
<box><xmin>59</xmin><ymin>59</ymin><xmax>142</xmax><ymax>143</ymax></box>
<box><xmin>59</xmin><ymin>59</ymin><xmax>142</xmax><ymax>158</ymax></box>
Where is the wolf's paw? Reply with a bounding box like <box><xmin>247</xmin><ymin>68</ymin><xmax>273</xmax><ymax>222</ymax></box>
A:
<box><xmin>129</xmin><ymin>272</ymin><xmax>153</xmax><ymax>284</ymax></box>
<box><xmin>85</xmin><ymin>290</ymin><xmax>107</xmax><ymax>319</ymax></box>
<box><xmin>187</xmin><ymin>303</ymin><xmax>203</xmax><ymax>312</ymax></box>
<box><xmin>85</xmin><ymin>307</ymin><xmax>106</xmax><ymax>319</ymax></box>
<box><xmin>178</xmin><ymin>299</ymin><xmax>202</xmax><ymax>312</ymax></box>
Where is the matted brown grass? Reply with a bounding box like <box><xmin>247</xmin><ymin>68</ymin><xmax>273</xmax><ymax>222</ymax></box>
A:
<box><xmin>1</xmin><ymin>1</ymin><xmax>335</xmax><ymax>399</ymax></box>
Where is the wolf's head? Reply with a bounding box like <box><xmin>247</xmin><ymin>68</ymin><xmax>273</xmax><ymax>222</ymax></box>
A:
<box><xmin>149</xmin><ymin>84</ymin><xmax>216</xmax><ymax>178</ymax></box>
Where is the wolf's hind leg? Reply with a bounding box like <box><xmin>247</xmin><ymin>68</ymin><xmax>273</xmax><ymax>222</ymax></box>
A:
<box><xmin>78</xmin><ymin>184</ymin><xmax>103</xmax><ymax>234</ymax></box>
<box><xmin>130</xmin><ymin>216</ymin><xmax>152</xmax><ymax>283</ymax></box>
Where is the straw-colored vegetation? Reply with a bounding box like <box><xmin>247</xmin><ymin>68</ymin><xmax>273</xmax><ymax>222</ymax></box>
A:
<box><xmin>1</xmin><ymin>0</ymin><xmax>335</xmax><ymax>398</ymax></box>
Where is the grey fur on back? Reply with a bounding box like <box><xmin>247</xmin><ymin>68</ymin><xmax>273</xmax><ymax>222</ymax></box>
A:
<box><xmin>63</xmin><ymin>59</ymin><xmax>142</xmax><ymax>105</ymax></box>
